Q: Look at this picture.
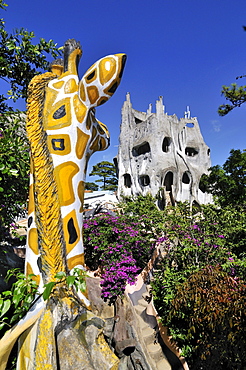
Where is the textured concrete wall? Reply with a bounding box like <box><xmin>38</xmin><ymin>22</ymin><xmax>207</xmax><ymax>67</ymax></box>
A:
<box><xmin>117</xmin><ymin>93</ymin><xmax>213</xmax><ymax>207</ymax></box>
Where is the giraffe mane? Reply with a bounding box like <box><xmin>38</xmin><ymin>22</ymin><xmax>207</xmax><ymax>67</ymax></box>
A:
<box><xmin>26</xmin><ymin>72</ymin><xmax>69</xmax><ymax>283</ymax></box>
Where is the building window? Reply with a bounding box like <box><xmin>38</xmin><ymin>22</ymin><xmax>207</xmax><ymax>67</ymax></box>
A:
<box><xmin>123</xmin><ymin>174</ymin><xmax>132</xmax><ymax>188</ymax></box>
<box><xmin>185</xmin><ymin>147</ymin><xmax>198</xmax><ymax>157</ymax></box>
<box><xmin>182</xmin><ymin>171</ymin><xmax>191</xmax><ymax>184</ymax></box>
<box><xmin>132</xmin><ymin>142</ymin><xmax>150</xmax><ymax>156</ymax></box>
<box><xmin>199</xmin><ymin>174</ymin><xmax>207</xmax><ymax>193</ymax></box>
<box><xmin>207</xmin><ymin>148</ymin><xmax>210</xmax><ymax>156</ymax></box>
<box><xmin>164</xmin><ymin>171</ymin><xmax>173</xmax><ymax>191</ymax></box>
<box><xmin>139</xmin><ymin>175</ymin><xmax>150</xmax><ymax>186</ymax></box>
<box><xmin>162</xmin><ymin>137</ymin><xmax>172</xmax><ymax>153</ymax></box>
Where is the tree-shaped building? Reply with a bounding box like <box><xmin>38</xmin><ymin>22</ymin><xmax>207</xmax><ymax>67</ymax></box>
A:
<box><xmin>116</xmin><ymin>93</ymin><xmax>213</xmax><ymax>208</ymax></box>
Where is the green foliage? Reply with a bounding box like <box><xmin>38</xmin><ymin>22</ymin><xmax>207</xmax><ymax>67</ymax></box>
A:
<box><xmin>151</xmin><ymin>202</ymin><xmax>246</xmax><ymax>368</ymax></box>
<box><xmin>0</xmin><ymin>268</ymin><xmax>88</xmax><ymax>336</ymax></box>
<box><xmin>0</xmin><ymin>112</ymin><xmax>29</xmax><ymax>237</ymax></box>
<box><xmin>200</xmin><ymin>149</ymin><xmax>246</xmax><ymax>207</ymax></box>
<box><xmin>0</xmin><ymin>269</ymin><xmax>38</xmax><ymax>333</ymax></box>
<box><xmin>42</xmin><ymin>268</ymin><xmax>88</xmax><ymax>301</ymax></box>
<box><xmin>85</xmin><ymin>182</ymin><xmax>99</xmax><ymax>191</ymax></box>
<box><xmin>218</xmin><ymin>28</ymin><xmax>246</xmax><ymax>116</ymax></box>
<box><xmin>0</xmin><ymin>1</ymin><xmax>61</xmax><ymax>234</ymax></box>
<box><xmin>89</xmin><ymin>161</ymin><xmax>118</xmax><ymax>191</ymax></box>
<box><xmin>119</xmin><ymin>193</ymin><xmax>164</xmax><ymax>235</ymax></box>
<box><xmin>218</xmin><ymin>83</ymin><xmax>246</xmax><ymax>116</ymax></box>
<box><xmin>167</xmin><ymin>266</ymin><xmax>246</xmax><ymax>369</ymax></box>
<box><xmin>0</xmin><ymin>1</ymin><xmax>61</xmax><ymax>111</ymax></box>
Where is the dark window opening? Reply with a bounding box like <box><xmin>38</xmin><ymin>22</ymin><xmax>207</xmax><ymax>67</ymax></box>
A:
<box><xmin>182</xmin><ymin>171</ymin><xmax>190</xmax><ymax>184</ymax></box>
<box><xmin>207</xmin><ymin>148</ymin><xmax>210</xmax><ymax>156</ymax></box>
<box><xmin>199</xmin><ymin>174</ymin><xmax>207</xmax><ymax>193</ymax></box>
<box><xmin>132</xmin><ymin>142</ymin><xmax>150</xmax><ymax>156</ymax></box>
<box><xmin>164</xmin><ymin>171</ymin><xmax>173</xmax><ymax>191</ymax></box>
<box><xmin>135</xmin><ymin>117</ymin><xmax>143</xmax><ymax>124</ymax></box>
<box><xmin>139</xmin><ymin>175</ymin><xmax>150</xmax><ymax>186</ymax></box>
<box><xmin>162</xmin><ymin>137</ymin><xmax>172</xmax><ymax>153</ymax></box>
<box><xmin>123</xmin><ymin>174</ymin><xmax>132</xmax><ymax>188</ymax></box>
<box><xmin>185</xmin><ymin>147</ymin><xmax>198</xmax><ymax>157</ymax></box>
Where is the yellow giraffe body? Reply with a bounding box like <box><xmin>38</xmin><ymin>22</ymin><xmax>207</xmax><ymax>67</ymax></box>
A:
<box><xmin>0</xmin><ymin>40</ymin><xmax>126</xmax><ymax>370</ymax></box>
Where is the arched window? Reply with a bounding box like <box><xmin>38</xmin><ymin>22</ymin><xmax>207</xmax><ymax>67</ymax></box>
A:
<box><xmin>182</xmin><ymin>171</ymin><xmax>191</xmax><ymax>184</ymax></box>
<box><xmin>164</xmin><ymin>171</ymin><xmax>173</xmax><ymax>191</ymax></box>
<box><xmin>199</xmin><ymin>174</ymin><xmax>207</xmax><ymax>193</ymax></box>
<box><xmin>123</xmin><ymin>174</ymin><xmax>132</xmax><ymax>188</ymax></box>
<box><xmin>162</xmin><ymin>137</ymin><xmax>172</xmax><ymax>153</ymax></box>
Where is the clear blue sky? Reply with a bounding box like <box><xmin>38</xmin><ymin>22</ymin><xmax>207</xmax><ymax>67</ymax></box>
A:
<box><xmin>1</xmin><ymin>0</ymin><xmax>246</xmax><ymax>176</ymax></box>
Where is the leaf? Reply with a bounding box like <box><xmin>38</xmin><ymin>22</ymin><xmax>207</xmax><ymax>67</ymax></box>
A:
<box><xmin>54</xmin><ymin>271</ymin><xmax>66</xmax><ymax>279</ymax></box>
<box><xmin>43</xmin><ymin>282</ymin><xmax>56</xmax><ymax>300</ymax></box>
<box><xmin>0</xmin><ymin>322</ymin><xmax>6</xmax><ymax>330</ymax></box>
<box><xmin>66</xmin><ymin>276</ymin><xmax>76</xmax><ymax>287</ymax></box>
<box><xmin>0</xmin><ymin>299</ymin><xmax>11</xmax><ymax>318</ymax></box>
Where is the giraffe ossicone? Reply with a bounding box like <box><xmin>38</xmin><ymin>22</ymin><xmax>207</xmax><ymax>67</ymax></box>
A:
<box><xmin>0</xmin><ymin>39</ymin><xmax>126</xmax><ymax>370</ymax></box>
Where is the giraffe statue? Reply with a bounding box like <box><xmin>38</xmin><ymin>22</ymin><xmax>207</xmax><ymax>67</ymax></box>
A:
<box><xmin>0</xmin><ymin>39</ymin><xmax>126</xmax><ymax>370</ymax></box>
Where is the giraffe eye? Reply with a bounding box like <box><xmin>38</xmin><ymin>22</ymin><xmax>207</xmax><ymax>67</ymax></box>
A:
<box><xmin>53</xmin><ymin>105</ymin><xmax>66</xmax><ymax>119</ymax></box>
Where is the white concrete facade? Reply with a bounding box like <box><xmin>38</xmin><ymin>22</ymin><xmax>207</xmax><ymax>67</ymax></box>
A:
<box><xmin>116</xmin><ymin>94</ymin><xmax>213</xmax><ymax>208</ymax></box>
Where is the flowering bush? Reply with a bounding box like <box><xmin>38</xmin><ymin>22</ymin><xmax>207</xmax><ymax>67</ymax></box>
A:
<box><xmin>83</xmin><ymin>213</ymin><xmax>156</xmax><ymax>303</ymax></box>
<box><xmin>151</xmin><ymin>202</ymin><xmax>246</xmax><ymax>368</ymax></box>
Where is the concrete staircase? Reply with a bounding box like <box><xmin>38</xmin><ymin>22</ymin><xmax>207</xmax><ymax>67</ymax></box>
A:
<box><xmin>134</xmin><ymin>296</ymin><xmax>171</xmax><ymax>370</ymax></box>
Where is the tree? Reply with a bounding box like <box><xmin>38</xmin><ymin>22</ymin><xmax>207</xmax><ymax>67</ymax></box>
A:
<box><xmin>89</xmin><ymin>161</ymin><xmax>118</xmax><ymax>191</ymax></box>
<box><xmin>200</xmin><ymin>149</ymin><xmax>246</xmax><ymax>207</ymax></box>
<box><xmin>218</xmin><ymin>27</ymin><xmax>246</xmax><ymax>116</ymax></box>
<box><xmin>85</xmin><ymin>182</ymin><xmax>99</xmax><ymax>191</ymax></box>
<box><xmin>0</xmin><ymin>1</ymin><xmax>61</xmax><ymax>236</ymax></box>
<box><xmin>0</xmin><ymin>1</ymin><xmax>61</xmax><ymax>112</ymax></box>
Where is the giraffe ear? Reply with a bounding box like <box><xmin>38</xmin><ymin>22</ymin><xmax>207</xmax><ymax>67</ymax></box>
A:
<box><xmin>78</xmin><ymin>54</ymin><xmax>126</xmax><ymax>108</ymax></box>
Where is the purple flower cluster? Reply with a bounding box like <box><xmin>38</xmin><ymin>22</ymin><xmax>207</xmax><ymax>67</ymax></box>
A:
<box><xmin>83</xmin><ymin>213</ymin><xmax>155</xmax><ymax>302</ymax></box>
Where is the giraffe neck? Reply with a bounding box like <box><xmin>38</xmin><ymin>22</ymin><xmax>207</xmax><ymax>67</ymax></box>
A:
<box><xmin>26</xmin><ymin>72</ymin><xmax>68</xmax><ymax>286</ymax></box>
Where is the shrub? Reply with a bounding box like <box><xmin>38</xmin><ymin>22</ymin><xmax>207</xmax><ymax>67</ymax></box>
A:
<box><xmin>83</xmin><ymin>212</ymin><xmax>156</xmax><ymax>303</ymax></box>
<box><xmin>0</xmin><ymin>112</ymin><xmax>29</xmax><ymax>240</ymax></box>
<box><xmin>166</xmin><ymin>266</ymin><xmax>246</xmax><ymax>369</ymax></box>
<box><xmin>151</xmin><ymin>202</ymin><xmax>246</xmax><ymax>368</ymax></box>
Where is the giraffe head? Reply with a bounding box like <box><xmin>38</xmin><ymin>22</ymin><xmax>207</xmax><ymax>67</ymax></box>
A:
<box><xmin>48</xmin><ymin>40</ymin><xmax>127</xmax><ymax>155</ymax></box>
<box><xmin>79</xmin><ymin>53</ymin><xmax>127</xmax><ymax>108</ymax></box>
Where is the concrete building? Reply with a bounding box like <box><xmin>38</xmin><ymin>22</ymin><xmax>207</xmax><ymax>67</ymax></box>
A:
<box><xmin>116</xmin><ymin>93</ymin><xmax>213</xmax><ymax>208</ymax></box>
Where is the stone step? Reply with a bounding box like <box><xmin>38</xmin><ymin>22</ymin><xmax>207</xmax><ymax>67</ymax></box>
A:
<box><xmin>146</xmin><ymin>342</ymin><xmax>163</xmax><ymax>363</ymax></box>
<box><xmin>156</xmin><ymin>358</ymin><xmax>172</xmax><ymax>370</ymax></box>
<box><xmin>142</xmin><ymin>326</ymin><xmax>155</xmax><ymax>345</ymax></box>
